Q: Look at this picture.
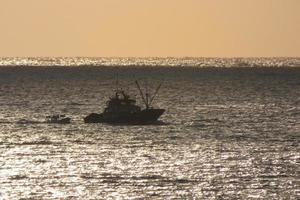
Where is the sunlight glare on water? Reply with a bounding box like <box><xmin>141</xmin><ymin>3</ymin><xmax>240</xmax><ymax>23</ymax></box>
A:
<box><xmin>0</xmin><ymin>58</ymin><xmax>299</xmax><ymax>199</ymax></box>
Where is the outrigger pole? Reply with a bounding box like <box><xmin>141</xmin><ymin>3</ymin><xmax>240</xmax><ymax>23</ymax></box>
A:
<box><xmin>135</xmin><ymin>80</ymin><xmax>163</xmax><ymax>109</ymax></box>
<box><xmin>135</xmin><ymin>80</ymin><xmax>149</xmax><ymax>109</ymax></box>
<box><xmin>149</xmin><ymin>83</ymin><xmax>162</xmax><ymax>107</ymax></box>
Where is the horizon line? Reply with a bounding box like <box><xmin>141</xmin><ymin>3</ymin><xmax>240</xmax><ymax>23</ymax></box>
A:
<box><xmin>1</xmin><ymin>56</ymin><xmax>300</xmax><ymax>59</ymax></box>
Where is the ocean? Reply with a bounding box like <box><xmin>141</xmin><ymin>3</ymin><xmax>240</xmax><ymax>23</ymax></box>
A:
<box><xmin>0</xmin><ymin>58</ymin><xmax>299</xmax><ymax>199</ymax></box>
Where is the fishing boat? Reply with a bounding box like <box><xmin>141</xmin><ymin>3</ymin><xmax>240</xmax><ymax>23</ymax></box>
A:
<box><xmin>84</xmin><ymin>80</ymin><xmax>165</xmax><ymax>124</ymax></box>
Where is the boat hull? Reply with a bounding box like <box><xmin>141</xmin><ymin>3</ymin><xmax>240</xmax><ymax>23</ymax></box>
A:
<box><xmin>84</xmin><ymin>109</ymin><xmax>165</xmax><ymax>124</ymax></box>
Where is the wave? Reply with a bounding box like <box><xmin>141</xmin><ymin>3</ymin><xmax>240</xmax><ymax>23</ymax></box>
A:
<box><xmin>16</xmin><ymin>119</ymin><xmax>42</xmax><ymax>124</ymax></box>
<box><xmin>20</xmin><ymin>140</ymin><xmax>55</xmax><ymax>145</ymax></box>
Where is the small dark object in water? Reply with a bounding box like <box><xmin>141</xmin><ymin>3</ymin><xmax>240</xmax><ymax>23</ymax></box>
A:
<box><xmin>84</xmin><ymin>81</ymin><xmax>165</xmax><ymax>124</ymax></box>
<box><xmin>46</xmin><ymin>115</ymin><xmax>71</xmax><ymax>124</ymax></box>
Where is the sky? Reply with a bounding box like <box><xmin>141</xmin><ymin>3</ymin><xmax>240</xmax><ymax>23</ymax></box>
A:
<box><xmin>0</xmin><ymin>0</ymin><xmax>299</xmax><ymax>57</ymax></box>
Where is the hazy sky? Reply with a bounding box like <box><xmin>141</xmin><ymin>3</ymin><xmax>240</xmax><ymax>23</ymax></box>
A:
<box><xmin>0</xmin><ymin>0</ymin><xmax>299</xmax><ymax>57</ymax></box>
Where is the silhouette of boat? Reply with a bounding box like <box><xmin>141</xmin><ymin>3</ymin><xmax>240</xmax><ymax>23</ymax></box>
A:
<box><xmin>84</xmin><ymin>80</ymin><xmax>165</xmax><ymax>124</ymax></box>
<box><xmin>46</xmin><ymin>115</ymin><xmax>71</xmax><ymax>124</ymax></box>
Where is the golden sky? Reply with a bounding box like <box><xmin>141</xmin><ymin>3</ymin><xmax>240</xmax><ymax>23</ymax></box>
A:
<box><xmin>0</xmin><ymin>0</ymin><xmax>299</xmax><ymax>57</ymax></box>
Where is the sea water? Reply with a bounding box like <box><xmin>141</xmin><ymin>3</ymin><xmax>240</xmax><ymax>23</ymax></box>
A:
<box><xmin>0</xmin><ymin>58</ymin><xmax>299</xmax><ymax>199</ymax></box>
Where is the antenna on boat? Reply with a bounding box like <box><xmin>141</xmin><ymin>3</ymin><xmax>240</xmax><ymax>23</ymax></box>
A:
<box><xmin>135</xmin><ymin>80</ymin><xmax>149</xmax><ymax>109</ymax></box>
<box><xmin>115</xmin><ymin>71</ymin><xmax>121</xmax><ymax>94</ymax></box>
<box><xmin>145</xmin><ymin>79</ymin><xmax>149</xmax><ymax>108</ymax></box>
